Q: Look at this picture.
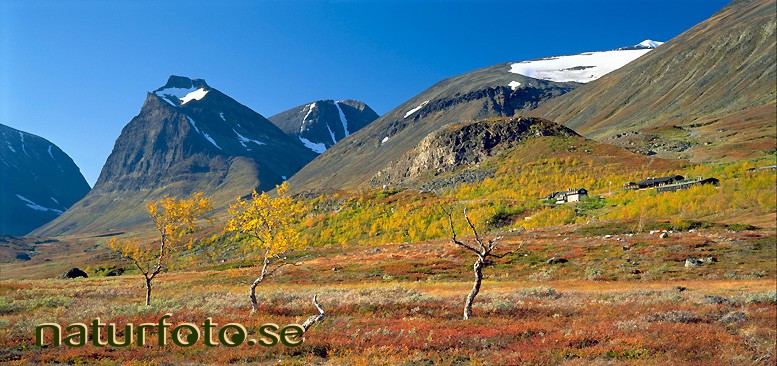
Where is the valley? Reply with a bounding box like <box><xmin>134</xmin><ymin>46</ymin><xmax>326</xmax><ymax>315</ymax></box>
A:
<box><xmin>1</xmin><ymin>0</ymin><xmax>775</xmax><ymax>364</ymax></box>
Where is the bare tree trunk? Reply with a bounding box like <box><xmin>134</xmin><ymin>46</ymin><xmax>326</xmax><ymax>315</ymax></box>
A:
<box><xmin>249</xmin><ymin>254</ymin><xmax>270</xmax><ymax>313</ymax></box>
<box><xmin>463</xmin><ymin>257</ymin><xmax>484</xmax><ymax>320</ymax></box>
<box><xmin>301</xmin><ymin>294</ymin><xmax>325</xmax><ymax>332</ymax></box>
<box><xmin>145</xmin><ymin>277</ymin><xmax>152</xmax><ymax>306</ymax></box>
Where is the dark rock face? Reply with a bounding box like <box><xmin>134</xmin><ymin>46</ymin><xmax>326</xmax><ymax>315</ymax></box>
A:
<box><xmin>269</xmin><ymin>100</ymin><xmax>379</xmax><ymax>154</ymax></box>
<box><xmin>418</xmin><ymin>169</ymin><xmax>496</xmax><ymax>192</ymax></box>
<box><xmin>373</xmin><ymin>117</ymin><xmax>578</xmax><ymax>187</ymax></box>
<box><xmin>35</xmin><ymin>76</ymin><xmax>317</xmax><ymax>236</ymax></box>
<box><xmin>57</xmin><ymin>267</ymin><xmax>88</xmax><ymax>279</ymax></box>
<box><xmin>0</xmin><ymin>123</ymin><xmax>90</xmax><ymax>235</ymax></box>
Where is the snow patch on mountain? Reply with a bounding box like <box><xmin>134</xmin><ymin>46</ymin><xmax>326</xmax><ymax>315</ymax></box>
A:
<box><xmin>18</xmin><ymin>131</ymin><xmax>28</xmax><ymax>155</ymax></box>
<box><xmin>404</xmin><ymin>101</ymin><xmax>429</xmax><ymax>118</ymax></box>
<box><xmin>203</xmin><ymin>133</ymin><xmax>221</xmax><ymax>150</ymax></box>
<box><xmin>155</xmin><ymin>87</ymin><xmax>209</xmax><ymax>105</ymax></box>
<box><xmin>509</xmin><ymin>45</ymin><xmax>657</xmax><ymax>83</ymax></box>
<box><xmin>334</xmin><ymin>101</ymin><xmax>349</xmax><ymax>137</ymax></box>
<box><xmin>233</xmin><ymin>128</ymin><xmax>265</xmax><ymax>150</ymax></box>
<box><xmin>299</xmin><ymin>136</ymin><xmax>326</xmax><ymax>154</ymax></box>
<box><xmin>16</xmin><ymin>194</ymin><xmax>63</xmax><ymax>214</ymax></box>
<box><xmin>326</xmin><ymin>123</ymin><xmax>336</xmax><ymax>144</ymax></box>
<box><xmin>301</xmin><ymin>103</ymin><xmax>316</xmax><ymax>133</ymax></box>
<box><xmin>47</xmin><ymin>145</ymin><xmax>54</xmax><ymax>159</ymax></box>
<box><xmin>508</xmin><ymin>81</ymin><xmax>522</xmax><ymax>90</ymax></box>
<box><xmin>219</xmin><ymin>112</ymin><xmax>226</xmax><ymax>121</ymax></box>
<box><xmin>180</xmin><ymin>88</ymin><xmax>209</xmax><ymax>104</ymax></box>
<box><xmin>187</xmin><ymin>116</ymin><xmax>220</xmax><ymax>149</ymax></box>
<box><xmin>187</xmin><ymin>116</ymin><xmax>200</xmax><ymax>134</ymax></box>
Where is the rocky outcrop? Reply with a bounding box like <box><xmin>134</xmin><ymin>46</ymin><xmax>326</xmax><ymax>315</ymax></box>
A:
<box><xmin>372</xmin><ymin>117</ymin><xmax>578</xmax><ymax>187</ymax></box>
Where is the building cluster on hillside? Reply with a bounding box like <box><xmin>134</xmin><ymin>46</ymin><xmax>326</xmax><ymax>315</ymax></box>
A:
<box><xmin>543</xmin><ymin>173</ymin><xmax>722</xmax><ymax>205</ymax></box>
<box><xmin>746</xmin><ymin>165</ymin><xmax>776</xmax><ymax>172</ymax></box>
<box><xmin>546</xmin><ymin>188</ymin><xmax>588</xmax><ymax>204</ymax></box>
<box><xmin>623</xmin><ymin>175</ymin><xmax>719</xmax><ymax>193</ymax></box>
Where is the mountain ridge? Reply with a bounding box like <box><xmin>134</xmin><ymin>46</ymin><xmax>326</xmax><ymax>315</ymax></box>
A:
<box><xmin>527</xmin><ymin>0</ymin><xmax>776</xmax><ymax>162</ymax></box>
<box><xmin>284</xmin><ymin>39</ymin><xmax>665</xmax><ymax>194</ymax></box>
<box><xmin>0</xmin><ymin>123</ymin><xmax>90</xmax><ymax>235</ymax></box>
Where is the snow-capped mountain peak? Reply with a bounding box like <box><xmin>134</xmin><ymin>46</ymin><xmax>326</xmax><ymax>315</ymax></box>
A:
<box><xmin>637</xmin><ymin>39</ymin><xmax>664</xmax><ymax>49</ymax></box>
<box><xmin>153</xmin><ymin>75</ymin><xmax>211</xmax><ymax>106</ymax></box>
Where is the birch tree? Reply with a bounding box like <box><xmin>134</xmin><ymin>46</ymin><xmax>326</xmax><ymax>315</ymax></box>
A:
<box><xmin>109</xmin><ymin>193</ymin><xmax>212</xmax><ymax>306</ymax></box>
<box><xmin>444</xmin><ymin>207</ymin><xmax>514</xmax><ymax>320</ymax></box>
<box><xmin>226</xmin><ymin>182</ymin><xmax>308</xmax><ymax>313</ymax></box>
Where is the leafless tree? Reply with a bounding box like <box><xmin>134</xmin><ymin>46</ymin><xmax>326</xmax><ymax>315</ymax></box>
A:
<box><xmin>444</xmin><ymin>207</ymin><xmax>515</xmax><ymax>320</ymax></box>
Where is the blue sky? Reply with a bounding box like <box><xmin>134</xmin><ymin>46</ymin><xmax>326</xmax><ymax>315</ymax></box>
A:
<box><xmin>1</xmin><ymin>0</ymin><xmax>730</xmax><ymax>186</ymax></box>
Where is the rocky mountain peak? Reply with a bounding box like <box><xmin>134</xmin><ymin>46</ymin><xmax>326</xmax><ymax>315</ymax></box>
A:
<box><xmin>153</xmin><ymin>75</ymin><xmax>212</xmax><ymax>107</ymax></box>
<box><xmin>34</xmin><ymin>76</ymin><xmax>317</xmax><ymax>236</ymax></box>
<box><xmin>157</xmin><ymin>75</ymin><xmax>210</xmax><ymax>90</ymax></box>
<box><xmin>268</xmin><ymin>99</ymin><xmax>380</xmax><ymax>154</ymax></box>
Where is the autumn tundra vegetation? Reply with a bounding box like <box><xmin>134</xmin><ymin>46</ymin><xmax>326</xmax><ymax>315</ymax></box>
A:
<box><xmin>1</xmin><ymin>143</ymin><xmax>775</xmax><ymax>364</ymax></box>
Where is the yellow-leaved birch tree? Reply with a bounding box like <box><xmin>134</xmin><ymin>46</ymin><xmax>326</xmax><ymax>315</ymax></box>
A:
<box><xmin>109</xmin><ymin>193</ymin><xmax>212</xmax><ymax>306</ymax></box>
<box><xmin>226</xmin><ymin>182</ymin><xmax>308</xmax><ymax>313</ymax></box>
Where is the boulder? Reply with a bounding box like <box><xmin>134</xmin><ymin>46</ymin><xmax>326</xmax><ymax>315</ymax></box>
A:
<box><xmin>546</xmin><ymin>257</ymin><xmax>568</xmax><ymax>265</ymax></box>
<box><xmin>685</xmin><ymin>258</ymin><xmax>703</xmax><ymax>268</ymax></box>
<box><xmin>57</xmin><ymin>267</ymin><xmax>88</xmax><ymax>279</ymax></box>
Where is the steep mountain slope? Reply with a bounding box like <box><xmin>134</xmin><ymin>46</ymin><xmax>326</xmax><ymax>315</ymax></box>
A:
<box><xmin>286</xmin><ymin>42</ymin><xmax>661</xmax><ymax>194</ymax></box>
<box><xmin>529</xmin><ymin>0</ymin><xmax>776</xmax><ymax>162</ymax></box>
<box><xmin>269</xmin><ymin>100</ymin><xmax>379</xmax><ymax>154</ymax></box>
<box><xmin>286</xmin><ymin>66</ymin><xmax>579</xmax><ymax>193</ymax></box>
<box><xmin>0</xmin><ymin>123</ymin><xmax>90</xmax><ymax>235</ymax></box>
<box><xmin>34</xmin><ymin>76</ymin><xmax>316</xmax><ymax>236</ymax></box>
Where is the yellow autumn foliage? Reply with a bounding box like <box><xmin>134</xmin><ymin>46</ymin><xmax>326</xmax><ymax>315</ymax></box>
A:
<box><xmin>226</xmin><ymin>181</ymin><xmax>307</xmax><ymax>257</ymax></box>
<box><xmin>109</xmin><ymin>192</ymin><xmax>212</xmax><ymax>275</ymax></box>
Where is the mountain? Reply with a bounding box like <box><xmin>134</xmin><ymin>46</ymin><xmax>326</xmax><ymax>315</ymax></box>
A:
<box><xmin>286</xmin><ymin>42</ymin><xmax>660</xmax><ymax>194</ymax></box>
<box><xmin>0</xmin><ymin>123</ymin><xmax>90</xmax><ymax>235</ymax></box>
<box><xmin>34</xmin><ymin>76</ymin><xmax>316</xmax><ymax>236</ymax></box>
<box><xmin>528</xmin><ymin>0</ymin><xmax>776</xmax><ymax>162</ymax></box>
<box><xmin>269</xmin><ymin>100</ymin><xmax>379</xmax><ymax>154</ymax></box>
